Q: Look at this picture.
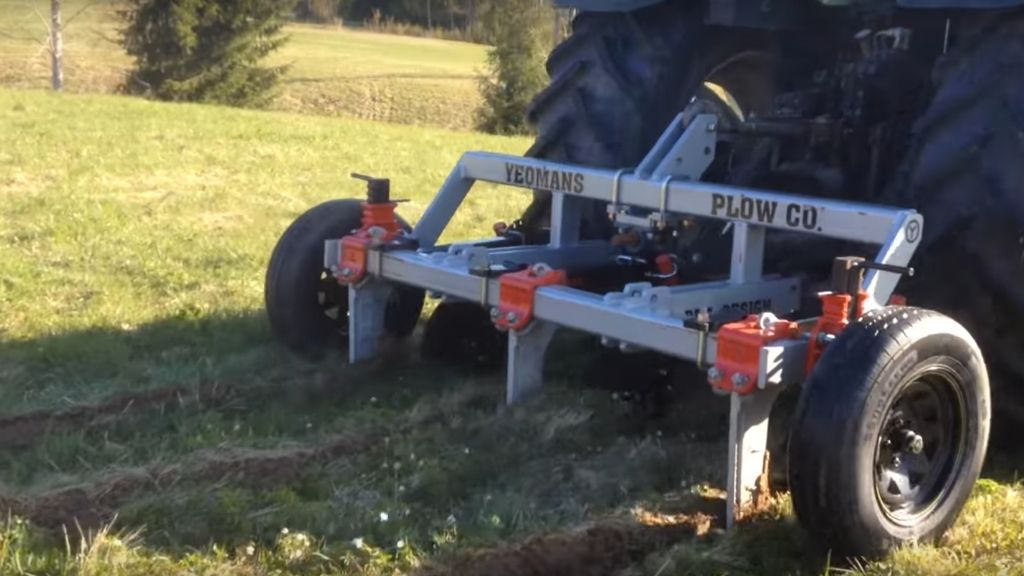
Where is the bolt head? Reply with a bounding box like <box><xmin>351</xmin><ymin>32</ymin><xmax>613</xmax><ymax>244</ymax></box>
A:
<box><xmin>489</xmin><ymin>308</ymin><xmax>501</xmax><ymax>320</ymax></box>
<box><xmin>506</xmin><ymin>312</ymin><xmax>518</xmax><ymax>324</ymax></box>
<box><xmin>909</xmin><ymin>435</ymin><xmax>924</xmax><ymax>455</ymax></box>
<box><xmin>707</xmin><ymin>367</ymin><xmax>723</xmax><ymax>382</ymax></box>
<box><xmin>731</xmin><ymin>373</ymin><xmax>749</xmax><ymax>386</ymax></box>
<box><xmin>891</xmin><ymin>456</ymin><xmax>902</xmax><ymax>468</ymax></box>
<box><xmin>341</xmin><ymin>267</ymin><xmax>353</xmax><ymax>277</ymax></box>
<box><xmin>530</xmin><ymin>263</ymin><xmax>552</xmax><ymax>277</ymax></box>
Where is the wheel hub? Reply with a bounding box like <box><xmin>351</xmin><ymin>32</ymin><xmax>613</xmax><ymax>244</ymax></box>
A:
<box><xmin>873</xmin><ymin>370</ymin><xmax>967</xmax><ymax>524</ymax></box>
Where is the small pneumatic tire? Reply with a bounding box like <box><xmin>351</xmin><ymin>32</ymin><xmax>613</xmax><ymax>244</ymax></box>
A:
<box><xmin>265</xmin><ymin>199</ymin><xmax>425</xmax><ymax>356</ymax></box>
<box><xmin>788</xmin><ymin>306</ymin><xmax>990</xmax><ymax>559</ymax></box>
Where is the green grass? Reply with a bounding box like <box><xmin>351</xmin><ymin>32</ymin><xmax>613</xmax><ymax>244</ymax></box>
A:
<box><xmin>0</xmin><ymin>0</ymin><xmax>489</xmax><ymax>129</ymax></box>
<box><xmin>1</xmin><ymin>90</ymin><xmax>1024</xmax><ymax>575</ymax></box>
<box><xmin>0</xmin><ymin>88</ymin><xmax>529</xmax><ymax>410</ymax></box>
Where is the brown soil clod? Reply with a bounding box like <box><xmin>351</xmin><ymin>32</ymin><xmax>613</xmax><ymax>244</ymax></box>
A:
<box><xmin>417</xmin><ymin>509</ymin><xmax>715</xmax><ymax>576</ymax></box>
<box><xmin>739</xmin><ymin>451</ymin><xmax>776</xmax><ymax>521</ymax></box>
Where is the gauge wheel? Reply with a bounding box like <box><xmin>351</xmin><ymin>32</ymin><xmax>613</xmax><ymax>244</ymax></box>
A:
<box><xmin>265</xmin><ymin>199</ymin><xmax>425</xmax><ymax>356</ymax></box>
<box><xmin>788</xmin><ymin>306</ymin><xmax>990</xmax><ymax>558</ymax></box>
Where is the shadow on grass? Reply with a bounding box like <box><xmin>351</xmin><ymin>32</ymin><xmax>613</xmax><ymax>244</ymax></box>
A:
<box><xmin>0</xmin><ymin>311</ymin><xmax>286</xmax><ymax>415</ymax></box>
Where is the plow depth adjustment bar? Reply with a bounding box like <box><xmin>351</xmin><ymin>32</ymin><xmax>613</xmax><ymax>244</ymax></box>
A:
<box><xmin>326</xmin><ymin>113</ymin><xmax>924</xmax><ymax>526</ymax></box>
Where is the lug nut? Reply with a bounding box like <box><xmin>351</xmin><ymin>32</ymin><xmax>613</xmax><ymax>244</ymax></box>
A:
<box><xmin>901</xmin><ymin>430</ymin><xmax>925</xmax><ymax>455</ymax></box>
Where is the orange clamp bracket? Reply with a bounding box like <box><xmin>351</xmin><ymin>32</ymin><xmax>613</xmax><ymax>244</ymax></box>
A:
<box><xmin>495</xmin><ymin>265</ymin><xmax>568</xmax><ymax>331</ymax></box>
<box><xmin>711</xmin><ymin>315</ymin><xmax>800</xmax><ymax>395</ymax></box>
<box><xmin>805</xmin><ymin>291</ymin><xmax>869</xmax><ymax>373</ymax></box>
<box><xmin>336</xmin><ymin>201</ymin><xmax>403</xmax><ymax>286</ymax></box>
<box><xmin>338</xmin><ymin>234</ymin><xmax>372</xmax><ymax>285</ymax></box>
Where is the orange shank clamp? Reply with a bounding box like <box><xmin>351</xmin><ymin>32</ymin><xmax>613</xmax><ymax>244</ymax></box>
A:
<box><xmin>495</xmin><ymin>265</ymin><xmax>568</xmax><ymax>331</ymax></box>
<box><xmin>805</xmin><ymin>291</ymin><xmax>869</xmax><ymax>373</ymax></box>
<box><xmin>712</xmin><ymin>315</ymin><xmax>800</xmax><ymax>395</ymax></box>
<box><xmin>338</xmin><ymin>235</ymin><xmax>372</xmax><ymax>285</ymax></box>
<box><xmin>336</xmin><ymin>173</ymin><xmax>405</xmax><ymax>285</ymax></box>
<box><xmin>337</xmin><ymin>202</ymin><xmax>403</xmax><ymax>286</ymax></box>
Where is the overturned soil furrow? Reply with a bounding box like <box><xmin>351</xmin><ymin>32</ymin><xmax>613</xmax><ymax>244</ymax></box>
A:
<box><xmin>0</xmin><ymin>384</ymin><xmax>234</xmax><ymax>450</ymax></box>
<box><xmin>417</xmin><ymin>508</ymin><xmax>717</xmax><ymax>576</ymax></box>
<box><xmin>1</xmin><ymin>433</ymin><xmax>370</xmax><ymax>530</ymax></box>
<box><xmin>0</xmin><ymin>382</ymin><xmax>497</xmax><ymax>531</ymax></box>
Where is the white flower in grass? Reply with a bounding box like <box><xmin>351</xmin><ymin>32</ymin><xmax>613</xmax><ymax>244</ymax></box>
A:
<box><xmin>396</xmin><ymin>539</ymin><xmax>406</xmax><ymax>549</ymax></box>
<box><xmin>379</xmin><ymin>511</ymin><xmax>390</xmax><ymax>522</ymax></box>
<box><xmin>280</xmin><ymin>527</ymin><xmax>289</xmax><ymax>535</ymax></box>
<box><xmin>352</xmin><ymin>537</ymin><xmax>365</xmax><ymax>549</ymax></box>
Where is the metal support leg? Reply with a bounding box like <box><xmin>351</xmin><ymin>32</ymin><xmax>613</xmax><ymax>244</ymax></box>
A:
<box><xmin>726</xmin><ymin>387</ymin><xmax>782</xmax><ymax>527</ymax></box>
<box><xmin>550</xmin><ymin>193</ymin><xmax>583</xmax><ymax>248</ymax></box>
<box><xmin>506</xmin><ymin>321</ymin><xmax>558</xmax><ymax>404</ymax></box>
<box><xmin>348</xmin><ymin>279</ymin><xmax>391</xmax><ymax>364</ymax></box>
<box><xmin>729</xmin><ymin>223</ymin><xmax>765</xmax><ymax>285</ymax></box>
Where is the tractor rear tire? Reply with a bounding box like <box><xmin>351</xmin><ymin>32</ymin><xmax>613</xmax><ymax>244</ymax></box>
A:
<box><xmin>521</xmin><ymin>1</ymin><xmax>706</xmax><ymax>233</ymax></box>
<box><xmin>894</xmin><ymin>13</ymin><xmax>1024</xmax><ymax>433</ymax></box>
<box><xmin>788</xmin><ymin>306</ymin><xmax>990</xmax><ymax>558</ymax></box>
<box><xmin>265</xmin><ymin>199</ymin><xmax>425</xmax><ymax>356</ymax></box>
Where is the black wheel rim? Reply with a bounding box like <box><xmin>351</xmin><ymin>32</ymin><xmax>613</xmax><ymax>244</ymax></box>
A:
<box><xmin>873</xmin><ymin>363</ymin><xmax>967</xmax><ymax>525</ymax></box>
<box><xmin>317</xmin><ymin>269</ymin><xmax>350</xmax><ymax>338</ymax></box>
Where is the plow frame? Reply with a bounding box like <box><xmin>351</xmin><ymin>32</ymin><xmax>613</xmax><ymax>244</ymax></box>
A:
<box><xmin>324</xmin><ymin>113</ymin><xmax>924</xmax><ymax>525</ymax></box>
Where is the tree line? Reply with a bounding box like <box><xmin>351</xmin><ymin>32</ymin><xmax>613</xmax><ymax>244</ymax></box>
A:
<box><xmin>296</xmin><ymin>0</ymin><xmax>513</xmax><ymax>42</ymax></box>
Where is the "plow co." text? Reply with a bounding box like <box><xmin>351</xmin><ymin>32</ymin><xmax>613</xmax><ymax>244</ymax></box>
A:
<box><xmin>710</xmin><ymin>193</ymin><xmax>821</xmax><ymax>231</ymax></box>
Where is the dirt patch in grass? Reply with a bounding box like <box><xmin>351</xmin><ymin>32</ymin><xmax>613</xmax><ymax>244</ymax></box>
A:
<box><xmin>418</xmin><ymin>504</ymin><xmax>718</xmax><ymax>576</ymax></box>
<box><xmin>4</xmin><ymin>434</ymin><xmax>371</xmax><ymax>531</ymax></box>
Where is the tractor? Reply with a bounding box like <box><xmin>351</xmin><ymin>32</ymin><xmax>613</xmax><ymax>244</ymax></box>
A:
<box><xmin>266</xmin><ymin>0</ymin><xmax>1024</xmax><ymax>559</ymax></box>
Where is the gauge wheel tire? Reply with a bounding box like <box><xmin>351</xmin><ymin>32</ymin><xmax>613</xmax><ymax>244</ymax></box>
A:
<box><xmin>788</xmin><ymin>306</ymin><xmax>990</xmax><ymax>559</ymax></box>
<box><xmin>421</xmin><ymin>301</ymin><xmax>506</xmax><ymax>369</ymax></box>
<box><xmin>265</xmin><ymin>199</ymin><xmax>425</xmax><ymax>356</ymax></box>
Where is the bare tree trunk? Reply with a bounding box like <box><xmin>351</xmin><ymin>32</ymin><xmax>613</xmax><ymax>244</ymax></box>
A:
<box><xmin>553</xmin><ymin>7</ymin><xmax>561</xmax><ymax>46</ymax></box>
<box><xmin>51</xmin><ymin>0</ymin><xmax>63</xmax><ymax>91</ymax></box>
<box><xmin>426</xmin><ymin>0</ymin><xmax>432</xmax><ymax>30</ymax></box>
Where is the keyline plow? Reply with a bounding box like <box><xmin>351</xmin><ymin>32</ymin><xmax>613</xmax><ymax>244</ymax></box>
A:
<box><xmin>266</xmin><ymin>112</ymin><xmax>989</xmax><ymax>557</ymax></box>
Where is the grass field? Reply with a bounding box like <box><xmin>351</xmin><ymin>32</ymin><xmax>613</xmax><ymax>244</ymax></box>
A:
<box><xmin>0</xmin><ymin>0</ymin><xmax>488</xmax><ymax>129</ymax></box>
<box><xmin>2</xmin><ymin>89</ymin><xmax>1024</xmax><ymax>575</ymax></box>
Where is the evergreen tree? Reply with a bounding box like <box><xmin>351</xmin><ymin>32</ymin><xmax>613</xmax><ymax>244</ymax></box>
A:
<box><xmin>121</xmin><ymin>0</ymin><xmax>296</xmax><ymax>107</ymax></box>
<box><xmin>476</xmin><ymin>0</ymin><xmax>550</xmax><ymax>135</ymax></box>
